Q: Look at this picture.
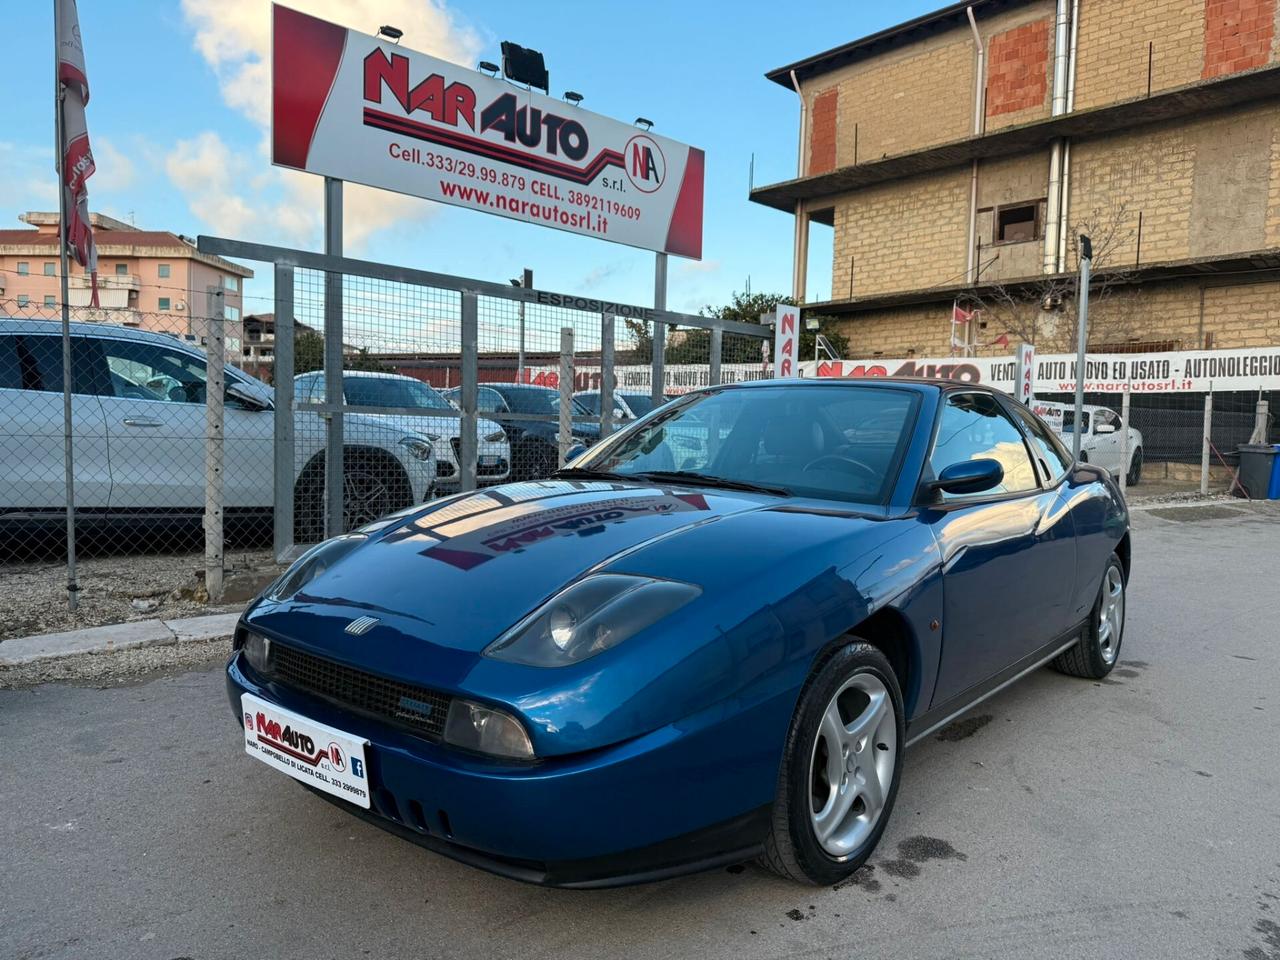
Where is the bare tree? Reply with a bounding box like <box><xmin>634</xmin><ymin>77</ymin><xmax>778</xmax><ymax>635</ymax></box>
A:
<box><xmin>968</xmin><ymin>201</ymin><xmax>1143</xmax><ymax>354</ymax></box>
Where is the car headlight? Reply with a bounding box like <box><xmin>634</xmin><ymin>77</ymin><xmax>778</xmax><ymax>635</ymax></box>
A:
<box><xmin>398</xmin><ymin>436</ymin><xmax>434</xmax><ymax>461</ymax></box>
<box><xmin>483</xmin><ymin>430</ymin><xmax>506</xmax><ymax>443</ymax></box>
<box><xmin>266</xmin><ymin>533</ymin><xmax>366</xmax><ymax>601</ymax></box>
<box><xmin>241</xmin><ymin>630</ymin><xmax>273</xmax><ymax>674</ymax></box>
<box><xmin>443</xmin><ymin>699</ymin><xmax>534</xmax><ymax>759</ymax></box>
<box><xmin>484</xmin><ymin>574</ymin><xmax>700</xmax><ymax>667</ymax></box>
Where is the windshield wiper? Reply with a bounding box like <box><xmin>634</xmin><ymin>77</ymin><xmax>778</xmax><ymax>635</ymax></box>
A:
<box><xmin>628</xmin><ymin>470</ymin><xmax>792</xmax><ymax>497</ymax></box>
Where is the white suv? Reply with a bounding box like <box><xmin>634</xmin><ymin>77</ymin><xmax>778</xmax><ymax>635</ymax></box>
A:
<box><xmin>0</xmin><ymin>319</ymin><xmax>437</xmax><ymax>543</ymax></box>
<box><xmin>295</xmin><ymin>370</ymin><xmax>510</xmax><ymax>491</ymax></box>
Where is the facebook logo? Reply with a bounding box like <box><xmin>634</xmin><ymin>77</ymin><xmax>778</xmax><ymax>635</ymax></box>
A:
<box><xmin>350</xmin><ymin>757</ymin><xmax>364</xmax><ymax>779</ymax></box>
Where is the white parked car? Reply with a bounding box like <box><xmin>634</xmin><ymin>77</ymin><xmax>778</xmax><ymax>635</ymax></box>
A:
<box><xmin>1033</xmin><ymin>400</ymin><xmax>1143</xmax><ymax>485</ymax></box>
<box><xmin>294</xmin><ymin>370</ymin><xmax>510</xmax><ymax>491</ymax></box>
<box><xmin>0</xmin><ymin>319</ymin><xmax>438</xmax><ymax>543</ymax></box>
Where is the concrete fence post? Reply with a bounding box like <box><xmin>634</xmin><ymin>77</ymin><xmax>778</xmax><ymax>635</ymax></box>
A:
<box><xmin>1201</xmin><ymin>390</ymin><xmax>1213</xmax><ymax>496</ymax></box>
<box><xmin>559</xmin><ymin>327</ymin><xmax>574</xmax><ymax>466</ymax></box>
<box><xmin>459</xmin><ymin>292</ymin><xmax>478</xmax><ymax>493</ymax></box>
<box><xmin>1119</xmin><ymin>386</ymin><xmax>1131</xmax><ymax>496</ymax></box>
<box><xmin>600</xmin><ymin>313</ymin><xmax>615</xmax><ymax>438</ymax></box>
<box><xmin>204</xmin><ymin>286</ymin><xmax>225</xmax><ymax>602</ymax></box>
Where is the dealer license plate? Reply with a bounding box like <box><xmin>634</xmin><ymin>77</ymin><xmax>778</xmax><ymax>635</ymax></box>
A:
<box><xmin>241</xmin><ymin>693</ymin><xmax>371</xmax><ymax>809</ymax></box>
<box><xmin>479</xmin><ymin>455</ymin><xmax>502</xmax><ymax>467</ymax></box>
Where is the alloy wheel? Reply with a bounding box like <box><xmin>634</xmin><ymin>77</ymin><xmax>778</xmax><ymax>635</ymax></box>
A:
<box><xmin>1097</xmin><ymin>565</ymin><xmax>1125</xmax><ymax>665</ymax></box>
<box><xmin>808</xmin><ymin>673</ymin><xmax>897</xmax><ymax>858</ymax></box>
<box><xmin>343</xmin><ymin>469</ymin><xmax>393</xmax><ymax>530</ymax></box>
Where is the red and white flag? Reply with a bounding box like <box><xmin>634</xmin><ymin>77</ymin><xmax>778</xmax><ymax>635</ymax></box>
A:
<box><xmin>950</xmin><ymin>302</ymin><xmax>976</xmax><ymax>353</ymax></box>
<box><xmin>56</xmin><ymin>0</ymin><xmax>98</xmax><ymax>306</ymax></box>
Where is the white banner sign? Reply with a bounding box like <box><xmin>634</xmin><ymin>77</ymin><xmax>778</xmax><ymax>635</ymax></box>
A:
<box><xmin>773</xmin><ymin>305</ymin><xmax>800</xmax><ymax>379</ymax></box>
<box><xmin>271</xmin><ymin>5</ymin><xmax>704</xmax><ymax>258</ymax></box>
<box><xmin>799</xmin><ymin>346</ymin><xmax>1280</xmax><ymax>394</ymax></box>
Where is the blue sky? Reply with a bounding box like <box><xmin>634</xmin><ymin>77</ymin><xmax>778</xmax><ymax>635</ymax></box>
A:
<box><xmin>5</xmin><ymin>0</ymin><xmax>938</xmax><ymax>318</ymax></box>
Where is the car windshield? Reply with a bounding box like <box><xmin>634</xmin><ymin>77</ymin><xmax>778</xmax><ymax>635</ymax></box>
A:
<box><xmin>344</xmin><ymin>376</ymin><xmax>452</xmax><ymax>410</ymax></box>
<box><xmin>621</xmin><ymin>393</ymin><xmax>663</xmax><ymax>416</ymax></box>
<box><xmin>574</xmin><ymin>385</ymin><xmax>920</xmax><ymax>504</ymax></box>
<box><xmin>503</xmin><ymin>388</ymin><xmax>590</xmax><ymax>416</ymax></box>
<box><xmin>1061</xmin><ymin>410</ymin><xmax>1090</xmax><ymax>433</ymax></box>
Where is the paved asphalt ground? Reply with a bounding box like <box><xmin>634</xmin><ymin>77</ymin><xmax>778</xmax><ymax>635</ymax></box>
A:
<box><xmin>4</xmin><ymin>505</ymin><xmax>1279</xmax><ymax>960</ymax></box>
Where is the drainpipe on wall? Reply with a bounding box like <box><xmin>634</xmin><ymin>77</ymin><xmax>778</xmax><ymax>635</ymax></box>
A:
<box><xmin>1056</xmin><ymin>0</ymin><xmax>1081</xmax><ymax>271</ymax></box>
<box><xmin>966</xmin><ymin>6</ymin><xmax>985</xmax><ymax>287</ymax></box>
<box><xmin>1044</xmin><ymin>0</ymin><xmax>1073</xmax><ymax>274</ymax></box>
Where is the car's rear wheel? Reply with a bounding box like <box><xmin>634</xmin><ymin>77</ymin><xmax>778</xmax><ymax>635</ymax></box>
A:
<box><xmin>1126</xmin><ymin>447</ymin><xmax>1143</xmax><ymax>486</ymax></box>
<box><xmin>294</xmin><ymin>450</ymin><xmax>413</xmax><ymax>543</ymax></box>
<box><xmin>1053</xmin><ymin>553</ymin><xmax>1125</xmax><ymax>679</ymax></box>
<box><xmin>760</xmin><ymin>641</ymin><xmax>904</xmax><ymax>885</ymax></box>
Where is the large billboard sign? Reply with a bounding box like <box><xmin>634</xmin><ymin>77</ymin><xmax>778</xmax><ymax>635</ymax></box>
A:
<box><xmin>800</xmin><ymin>346</ymin><xmax>1280</xmax><ymax>394</ymax></box>
<box><xmin>271</xmin><ymin>5</ymin><xmax>704</xmax><ymax>258</ymax></box>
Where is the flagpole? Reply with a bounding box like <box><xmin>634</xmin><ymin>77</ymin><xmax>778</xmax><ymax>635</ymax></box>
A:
<box><xmin>55</xmin><ymin>1</ymin><xmax>79</xmax><ymax>613</ymax></box>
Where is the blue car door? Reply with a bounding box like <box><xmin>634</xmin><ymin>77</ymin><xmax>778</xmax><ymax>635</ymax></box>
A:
<box><xmin>925</xmin><ymin>392</ymin><xmax>1077</xmax><ymax>705</ymax></box>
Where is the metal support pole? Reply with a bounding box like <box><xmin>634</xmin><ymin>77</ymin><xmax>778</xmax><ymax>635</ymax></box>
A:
<box><xmin>1201</xmin><ymin>391</ymin><xmax>1213</xmax><ymax>496</ymax></box>
<box><xmin>323</xmin><ymin>177</ymin><xmax>344</xmax><ymax>537</ymax></box>
<box><xmin>1119</xmin><ymin>387</ymin><xmax>1131</xmax><ymax>496</ymax></box>
<box><xmin>54</xmin><ymin>76</ymin><xmax>78</xmax><ymax>612</ymax></box>
<box><xmin>204</xmin><ymin>286</ymin><xmax>226</xmax><ymax>602</ymax></box>
<box><xmin>709</xmin><ymin>326</ymin><xmax>723</xmax><ymax>386</ymax></box>
<box><xmin>652</xmin><ymin>253</ymin><xmax>667</xmax><ymax>406</ymax></box>
<box><xmin>791</xmin><ymin>200</ymin><xmax>808</xmax><ymax>303</ymax></box>
<box><xmin>272</xmin><ymin>263</ymin><xmax>295</xmax><ymax>561</ymax></box>
<box><xmin>600</xmin><ymin>313</ymin><xmax>615</xmax><ymax>437</ymax></box>
<box><xmin>459</xmin><ymin>292</ymin><xmax>478</xmax><ymax>492</ymax></box>
<box><xmin>516</xmin><ymin>267</ymin><xmax>531</xmax><ymax>383</ymax></box>
<box><xmin>558</xmin><ymin>327</ymin><xmax>574</xmax><ymax>466</ymax></box>
<box><xmin>1072</xmin><ymin>236</ymin><xmax>1092</xmax><ymax>461</ymax></box>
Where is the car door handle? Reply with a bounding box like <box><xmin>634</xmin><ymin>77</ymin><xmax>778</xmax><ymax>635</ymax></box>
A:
<box><xmin>121</xmin><ymin>417</ymin><xmax>163</xmax><ymax>428</ymax></box>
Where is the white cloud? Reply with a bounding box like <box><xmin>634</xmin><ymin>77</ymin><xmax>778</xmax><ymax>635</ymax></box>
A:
<box><xmin>679</xmin><ymin>258</ymin><xmax>721</xmax><ymax>275</ymax></box>
<box><xmin>91</xmin><ymin>136</ymin><xmax>137</xmax><ymax>195</ymax></box>
<box><xmin>170</xmin><ymin>0</ymin><xmax>483</xmax><ymax>251</ymax></box>
<box><xmin>0</xmin><ymin>142</ymin><xmax>58</xmax><ymax>217</ymax></box>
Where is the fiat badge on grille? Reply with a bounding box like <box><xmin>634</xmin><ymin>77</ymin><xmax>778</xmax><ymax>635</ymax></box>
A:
<box><xmin>345</xmin><ymin>616</ymin><xmax>380</xmax><ymax>636</ymax></box>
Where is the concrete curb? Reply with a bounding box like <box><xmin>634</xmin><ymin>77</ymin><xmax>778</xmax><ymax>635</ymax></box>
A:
<box><xmin>0</xmin><ymin>611</ymin><xmax>242</xmax><ymax>668</ymax></box>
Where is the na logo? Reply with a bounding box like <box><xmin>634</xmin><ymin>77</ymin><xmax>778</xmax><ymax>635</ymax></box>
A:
<box><xmin>624</xmin><ymin>134</ymin><xmax>666</xmax><ymax>193</ymax></box>
<box><xmin>327</xmin><ymin>742</ymin><xmax>346</xmax><ymax>773</ymax></box>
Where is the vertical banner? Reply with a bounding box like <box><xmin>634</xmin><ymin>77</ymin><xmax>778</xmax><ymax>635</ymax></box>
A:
<box><xmin>773</xmin><ymin>304</ymin><xmax>799</xmax><ymax>379</ymax></box>
<box><xmin>1016</xmin><ymin>342</ymin><xmax>1035</xmax><ymax>405</ymax></box>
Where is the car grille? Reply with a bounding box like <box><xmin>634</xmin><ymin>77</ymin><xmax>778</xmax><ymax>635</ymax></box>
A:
<box><xmin>267</xmin><ymin>642</ymin><xmax>451</xmax><ymax>741</ymax></box>
<box><xmin>450</xmin><ymin>437</ymin><xmax>508</xmax><ymax>477</ymax></box>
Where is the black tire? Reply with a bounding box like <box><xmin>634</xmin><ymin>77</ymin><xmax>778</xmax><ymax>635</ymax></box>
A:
<box><xmin>759</xmin><ymin>641</ymin><xmax>905</xmax><ymax>885</ymax></box>
<box><xmin>1053</xmin><ymin>553</ymin><xmax>1126</xmax><ymax>679</ymax></box>
<box><xmin>1126</xmin><ymin>447</ymin><xmax>1143</xmax><ymax>487</ymax></box>
<box><xmin>293</xmin><ymin>449</ymin><xmax>414</xmax><ymax>543</ymax></box>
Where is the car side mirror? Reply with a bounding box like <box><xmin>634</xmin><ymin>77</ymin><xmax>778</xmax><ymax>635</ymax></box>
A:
<box><xmin>1094</xmin><ymin>422</ymin><xmax>1116</xmax><ymax>434</ymax></box>
<box><xmin>563</xmin><ymin>442</ymin><xmax>588</xmax><ymax>464</ymax></box>
<box><xmin>928</xmin><ymin>458</ymin><xmax>1004</xmax><ymax>496</ymax></box>
<box><xmin>227</xmin><ymin>382</ymin><xmax>272</xmax><ymax>411</ymax></box>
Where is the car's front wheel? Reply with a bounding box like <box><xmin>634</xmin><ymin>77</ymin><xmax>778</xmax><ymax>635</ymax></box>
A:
<box><xmin>1126</xmin><ymin>447</ymin><xmax>1143</xmax><ymax>486</ymax></box>
<box><xmin>1053</xmin><ymin>553</ymin><xmax>1125</xmax><ymax>679</ymax></box>
<box><xmin>760</xmin><ymin>641</ymin><xmax>904</xmax><ymax>885</ymax></box>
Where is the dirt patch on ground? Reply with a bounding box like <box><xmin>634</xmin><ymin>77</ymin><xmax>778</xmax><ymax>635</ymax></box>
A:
<box><xmin>0</xmin><ymin>550</ymin><xmax>278</xmax><ymax>642</ymax></box>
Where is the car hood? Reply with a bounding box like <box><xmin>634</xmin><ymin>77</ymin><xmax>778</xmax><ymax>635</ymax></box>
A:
<box><xmin>249</xmin><ymin>480</ymin><xmax>770</xmax><ymax>656</ymax></box>
<box><xmin>340</xmin><ymin>413</ymin><xmax>507</xmax><ymax>442</ymax></box>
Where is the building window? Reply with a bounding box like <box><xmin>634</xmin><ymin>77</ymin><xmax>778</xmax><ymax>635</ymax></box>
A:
<box><xmin>43</xmin><ymin>262</ymin><xmax>56</xmax><ymax>276</ymax></box>
<box><xmin>223</xmin><ymin>276</ymin><xmax>239</xmax><ymax>292</ymax></box>
<box><xmin>158</xmin><ymin>263</ymin><xmax>171</xmax><ymax>278</ymax></box>
<box><xmin>115</xmin><ymin>263</ymin><xmax>128</xmax><ymax>276</ymax></box>
<box><xmin>994</xmin><ymin>202</ymin><xmax>1041</xmax><ymax>244</ymax></box>
<box><xmin>225</xmin><ymin>305</ymin><xmax>240</xmax><ymax>322</ymax></box>
<box><xmin>17</xmin><ymin>294</ymin><xmax>29</xmax><ymax>307</ymax></box>
<box><xmin>158</xmin><ymin>297</ymin><xmax>171</xmax><ymax>311</ymax></box>
<box><xmin>17</xmin><ymin>262</ymin><xmax>29</xmax><ymax>275</ymax></box>
<box><xmin>44</xmin><ymin>295</ymin><xmax>56</xmax><ymax>308</ymax></box>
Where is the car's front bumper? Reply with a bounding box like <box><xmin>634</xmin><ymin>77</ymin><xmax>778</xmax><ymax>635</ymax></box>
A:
<box><xmin>225</xmin><ymin>651</ymin><xmax>779</xmax><ymax>887</ymax></box>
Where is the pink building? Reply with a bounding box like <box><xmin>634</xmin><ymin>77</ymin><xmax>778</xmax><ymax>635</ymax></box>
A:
<box><xmin>0</xmin><ymin>211</ymin><xmax>254</xmax><ymax>355</ymax></box>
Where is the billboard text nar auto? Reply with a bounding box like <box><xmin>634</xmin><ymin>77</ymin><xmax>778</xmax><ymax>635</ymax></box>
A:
<box><xmin>271</xmin><ymin>4</ymin><xmax>704</xmax><ymax>258</ymax></box>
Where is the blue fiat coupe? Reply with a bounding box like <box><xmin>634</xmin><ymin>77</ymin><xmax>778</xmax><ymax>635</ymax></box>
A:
<box><xmin>227</xmin><ymin>379</ymin><xmax>1130</xmax><ymax>887</ymax></box>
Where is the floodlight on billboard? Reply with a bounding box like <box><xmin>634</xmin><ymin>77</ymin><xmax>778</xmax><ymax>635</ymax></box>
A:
<box><xmin>270</xmin><ymin>5</ymin><xmax>705</xmax><ymax>259</ymax></box>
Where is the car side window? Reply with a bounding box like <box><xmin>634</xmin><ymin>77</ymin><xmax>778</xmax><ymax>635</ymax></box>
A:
<box><xmin>101</xmin><ymin>340</ymin><xmax>208</xmax><ymax>404</ymax></box>
<box><xmin>11</xmin><ymin>335</ymin><xmax>105</xmax><ymax>395</ymax></box>
<box><xmin>928</xmin><ymin>392</ymin><xmax>1040</xmax><ymax>499</ymax></box>
<box><xmin>0</xmin><ymin>335</ymin><xmax>21</xmax><ymax>390</ymax></box>
<box><xmin>1094</xmin><ymin>409</ymin><xmax>1116</xmax><ymax>432</ymax></box>
<box><xmin>1008</xmin><ymin>402</ymin><xmax>1073</xmax><ymax>484</ymax></box>
<box><xmin>577</xmin><ymin>393</ymin><xmax>600</xmax><ymax>415</ymax></box>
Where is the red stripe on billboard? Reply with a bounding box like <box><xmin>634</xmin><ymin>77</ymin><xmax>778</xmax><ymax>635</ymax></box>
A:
<box><xmin>272</xmin><ymin>4</ymin><xmax>347</xmax><ymax>170</ymax></box>
<box><xmin>664</xmin><ymin>147</ymin><xmax>704</xmax><ymax>259</ymax></box>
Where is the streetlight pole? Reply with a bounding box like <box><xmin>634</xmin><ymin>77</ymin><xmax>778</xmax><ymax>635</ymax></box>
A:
<box><xmin>511</xmin><ymin>268</ymin><xmax>532</xmax><ymax>383</ymax></box>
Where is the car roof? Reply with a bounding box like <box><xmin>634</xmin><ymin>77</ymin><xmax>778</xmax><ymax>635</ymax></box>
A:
<box><xmin>0</xmin><ymin>316</ymin><xmax>207</xmax><ymax>351</ymax></box>
<box><xmin>711</xmin><ymin>376</ymin><xmax>1001</xmax><ymax>396</ymax></box>
<box><xmin>296</xmin><ymin>369</ymin><xmax>425</xmax><ymax>382</ymax></box>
